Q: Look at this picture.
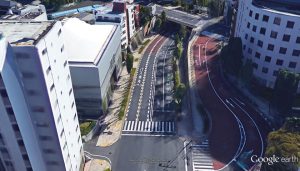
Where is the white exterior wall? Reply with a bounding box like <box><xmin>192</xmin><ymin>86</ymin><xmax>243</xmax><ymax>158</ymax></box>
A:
<box><xmin>68</xmin><ymin>25</ymin><xmax>122</xmax><ymax>117</ymax></box>
<box><xmin>127</xmin><ymin>5</ymin><xmax>136</xmax><ymax>39</ymax></box>
<box><xmin>0</xmin><ymin>22</ymin><xmax>83</xmax><ymax>171</ymax></box>
<box><xmin>235</xmin><ymin>0</ymin><xmax>300</xmax><ymax>90</ymax></box>
<box><xmin>95</xmin><ymin>13</ymin><xmax>128</xmax><ymax>48</ymax></box>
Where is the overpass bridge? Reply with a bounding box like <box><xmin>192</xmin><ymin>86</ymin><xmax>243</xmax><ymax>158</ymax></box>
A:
<box><xmin>153</xmin><ymin>5</ymin><xmax>206</xmax><ymax>28</ymax></box>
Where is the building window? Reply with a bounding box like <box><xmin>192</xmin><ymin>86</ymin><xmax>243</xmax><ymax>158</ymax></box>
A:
<box><xmin>259</xmin><ymin>27</ymin><xmax>266</xmax><ymax>35</ymax></box>
<box><xmin>249</xmin><ymin>10</ymin><xmax>253</xmax><ymax>17</ymax></box>
<box><xmin>60</xmin><ymin>129</ymin><xmax>64</xmax><ymax>138</ymax></box>
<box><xmin>255</xmin><ymin>13</ymin><xmax>259</xmax><ymax>20</ymax></box>
<box><xmin>257</xmin><ymin>40</ymin><xmax>263</xmax><ymax>47</ymax></box>
<box><xmin>286</xmin><ymin>21</ymin><xmax>294</xmax><ymax>28</ymax></box>
<box><xmin>252</xmin><ymin>25</ymin><xmax>257</xmax><ymax>32</ymax></box>
<box><xmin>0</xmin><ymin>89</ymin><xmax>8</xmax><ymax>97</ymax></box>
<box><xmin>36</xmin><ymin>122</ymin><xmax>49</xmax><ymax>128</ymax></box>
<box><xmin>267</xmin><ymin>44</ymin><xmax>274</xmax><ymax>51</ymax></box>
<box><xmin>58</xmin><ymin>29</ymin><xmax>62</xmax><ymax>36</ymax></box>
<box><xmin>63</xmin><ymin>142</ymin><xmax>67</xmax><ymax>150</ymax></box>
<box><xmin>69</xmin><ymin>88</ymin><xmax>73</xmax><ymax>96</ymax></box>
<box><xmin>265</xmin><ymin>56</ymin><xmax>271</xmax><ymax>62</ymax></box>
<box><xmin>22</xmin><ymin>154</ymin><xmax>29</xmax><ymax>161</ymax></box>
<box><xmin>32</xmin><ymin>106</ymin><xmax>45</xmax><ymax>112</ymax></box>
<box><xmin>279</xmin><ymin>47</ymin><xmax>287</xmax><ymax>54</ymax></box>
<box><xmin>250</xmin><ymin>37</ymin><xmax>254</xmax><ymax>43</ymax></box>
<box><xmin>73</xmin><ymin>113</ymin><xmax>77</xmax><ymax>120</ymax></box>
<box><xmin>276</xmin><ymin>59</ymin><xmax>283</xmax><ymax>66</ymax></box>
<box><xmin>282</xmin><ymin>34</ymin><xmax>290</xmax><ymax>42</ymax></box>
<box><xmin>252</xmin><ymin>62</ymin><xmax>258</xmax><ymax>69</ymax></box>
<box><xmin>28</xmin><ymin>90</ymin><xmax>37</xmax><ymax>96</ymax></box>
<box><xmin>57</xmin><ymin>115</ymin><xmax>62</xmax><ymax>124</ymax></box>
<box><xmin>60</xmin><ymin>45</ymin><xmax>64</xmax><ymax>53</ymax></box>
<box><xmin>262</xmin><ymin>15</ymin><xmax>269</xmax><ymax>22</ymax></box>
<box><xmin>255</xmin><ymin>52</ymin><xmax>261</xmax><ymax>59</ymax></box>
<box><xmin>22</xmin><ymin>72</ymin><xmax>34</xmax><ymax>78</ymax></box>
<box><xmin>248</xmin><ymin>48</ymin><xmax>252</xmax><ymax>54</ymax></box>
<box><xmin>296</xmin><ymin>37</ymin><xmax>300</xmax><ymax>44</ymax></box>
<box><xmin>243</xmin><ymin>45</ymin><xmax>246</xmax><ymax>50</ymax></box>
<box><xmin>46</xmin><ymin>66</ymin><xmax>51</xmax><ymax>75</ymax></box>
<box><xmin>6</xmin><ymin>107</ymin><xmax>14</xmax><ymax>115</ymax></box>
<box><xmin>43</xmin><ymin>149</ymin><xmax>55</xmax><ymax>154</ymax></box>
<box><xmin>47</xmin><ymin>161</ymin><xmax>59</xmax><ymax>166</ymax></box>
<box><xmin>77</xmin><ymin>136</ymin><xmax>81</xmax><ymax>143</ymax></box>
<box><xmin>289</xmin><ymin>62</ymin><xmax>297</xmax><ymax>68</ymax></box>
<box><xmin>273</xmin><ymin>70</ymin><xmax>278</xmax><ymax>76</ymax></box>
<box><xmin>50</xmin><ymin>84</ymin><xmax>55</xmax><ymax>92</ymax></box>
<box><xmin>42</xmin><ymin>48</ymin><xmax>47</xmax><ymax>55</ymax></box>
<box><xmin>247</xmin><ymin>22</ymin><xmax>250</xmax><ymax>29</ymax></box>
<box><xmin>63</xmin><ymin>61</ymin><xmax>67</xmax><ymax>67</ymax></box>
<box><xmin>40</xmin><ymin>135</ymin><xmax>52</xmax><ymax>141</ymax></box>
<box><xmin>262</xmin><ymin>67</ymin><xmax>268</xmax><ymax>73</ymax></box>
<box><xmin>270</xmin><ymin>31</ymin><xmax>277</xmax><ymax>39</ymax></box>
<box><xmin>292</xmin><ymin>50</ymin><xmax>300</xmax><ymax>57</ymax></box>
<box><xmin>244</xmin><ymin>34</ymin><xmax>248</xmax><ymax>40</ymax></box>
<box><xmin>71</xmin><ymin>101</ymin><xmax>75</xmax><ymax>108</ymax></box>
<box><xmin>273</xmin><ymin>17</ymin><xmax>281</xmax><ymax>25</ymax></box>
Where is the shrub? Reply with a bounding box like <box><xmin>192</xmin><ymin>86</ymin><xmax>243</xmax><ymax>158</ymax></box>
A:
<box><xmin>80</xmin><ymin>121</ymin><xmax>96</xmax><ymax>136</ymax></box>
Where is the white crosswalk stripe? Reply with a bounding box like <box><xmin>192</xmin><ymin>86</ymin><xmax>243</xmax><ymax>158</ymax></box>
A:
<box><xmin>122</xmin><ymin>121</ymin><xmax>176</xmax><ymax>134</ymax></box>
<box><xmin>192</xmin><ymin>140</ymin><xmax>214</xmax><ymax>171</ymax></box>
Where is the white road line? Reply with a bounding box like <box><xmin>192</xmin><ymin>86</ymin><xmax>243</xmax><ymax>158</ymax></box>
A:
<box><xmin>184</xmin><ymin>141</ymin><xmax>188</xmax><ymax>171</ymax></box>
<box><xmin>155</xmin><ymin>122</ymin><xmax>158</xmax><ymax>132</ymax></box>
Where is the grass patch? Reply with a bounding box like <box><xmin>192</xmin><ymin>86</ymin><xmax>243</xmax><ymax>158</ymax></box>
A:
<box><xmin>197</xmin><ymin>103</ymin><xmax>210</xmax><ymax>134</ymax></box>
<box><xmin>104</xmin><ymin>168</ymin><xmax>111</xmax><ymax>171</ymax></box>
<box><xmin>138</xmin><ymin>45</ymin><xmax>145</xmax><ymax>54</ymax></box>
<box><xmin>118</xmin><ymin>68</ymin><xmax>136</xmax><ymax>120</ymax></box>
<box><xmin>80</xmin><ymin>121</ymin><xmax>96</xmax><ymax>136</ymax></box>
<box><xmin>138</xmin><ymin>39</ymin><xmax>151</xmax><ymax>54</ymax></box>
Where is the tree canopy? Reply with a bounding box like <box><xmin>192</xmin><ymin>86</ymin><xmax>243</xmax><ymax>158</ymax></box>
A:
<box><xmin>139</xmin><ymin>6</ymin><xmax>152</xmax><ymax>27</ymax></box>
<box><xmin>262</xmin><ymin>117</ymin><xmax>300</xmax><ymax>171</ymax></box>
<box><xmin>126</xmin><ymin>53</ymin><xmax>134</xmax><ymax>74</ymax></box>
<box><xmin>273</xmin><ymin>70</ymin><xmax>300</xmax><ymax>115</ymax></box>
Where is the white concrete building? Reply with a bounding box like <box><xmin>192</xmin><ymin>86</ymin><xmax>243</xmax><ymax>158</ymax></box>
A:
<box><xmin>63</xmin><ymin>18</ymin><xmax>122</xmax><ymax>118</ymax></box>
<box><xmin>0</xmin><ymin>21</ymin><xmax>83</xmax><ymax>171</ymax></box>
<box><xmin>94</xmin><ymin>0</ymin><xmax>138</xmax><ymax>49</ymax></box>
<box><xmin>234</xmin><ymin>0</ymin><xmax>300</xmax><ymax>90</ymax></box>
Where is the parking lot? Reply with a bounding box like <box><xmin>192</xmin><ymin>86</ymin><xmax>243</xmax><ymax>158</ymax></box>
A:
<box><xmin>153</xmin><ymin>39</ymin><xmax>176</xmax><ymax>121</ymax></box>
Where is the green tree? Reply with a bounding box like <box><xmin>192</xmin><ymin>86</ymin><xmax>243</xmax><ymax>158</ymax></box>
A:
<box><xmin>175</xmin><ymin>34</ymin><xmax>180</xmax><ymax>46</ymax></box>
<box><xmin>174</xmin><ymin>42</ymin><xmax>183</xmax><ymax>59</ymax></box>
<box><xmin>42</xmin><ymin>0</ymin><xmax>65</xmax><ymax>10</ymax></box>
<box><xmin>179</xmin><ymin>25</ymin><xmax>187</xmax><ymax>40</ymax></box>
<box><xmin>208</xmin><ymin>0</ymin><xmax>224</xmax><ymax>17</ymax></box>
<box><xmin>126</xmin><ymin>53</ymin><xmax>134</xmax><ymax>74</ymax></box>
<box><xmin>154</xmin><ymin>18</ymin><xmax>162</xmax><ymax>31</ymax></box>
<box><xmin>139</xmin><ymin>6</ymin><xmax>151</xmax><ymax>26</ymax></box>
<box><xmin>261</xmin><ymin>117</ymin><xmax>300</xmax><ymax>171</ymax></box>
<box><xmin>273</xmin><ymin>70</ymin><xmax>300</xmax><ymax>115</ymax></box>
<box><xmin>161</xmin><ymin>11</ymin><xmax>167</xmax><ymax>25</ymax></box>
<box><xmin>220</xmin><ymin>37</ymin><xmax>243</xmax><ymax>75</ymax></box>
<box><xmin>239</xmin><ymin>59</ymin><xmax>253</xmax><ymax>85</ymax></box>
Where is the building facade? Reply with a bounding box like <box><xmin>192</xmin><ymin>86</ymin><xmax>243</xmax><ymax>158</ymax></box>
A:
<box><xmin>63</xmin><ymin>18</ymin><xmax>122</xmax><ymax>118</ymax></box>
<box><xmin>234</xmin><ymin>0</ymin><xmax>300</xmax><ymax>90</ymax></box>
<box><xmin>94</xmin><ymin>0</ymin><xmax>138</xmax><ymax>49</ymax></box>
<box><xmin>0</xmin><ymin>21</ymin><xmax>83</xmax><ymax>171</ymax></box>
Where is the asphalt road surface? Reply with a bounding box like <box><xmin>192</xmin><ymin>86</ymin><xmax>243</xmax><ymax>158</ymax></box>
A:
<box><xmin>192</xmin><ymin>35</ymin><xmax>273</xmax><ymax>170</ymax></box>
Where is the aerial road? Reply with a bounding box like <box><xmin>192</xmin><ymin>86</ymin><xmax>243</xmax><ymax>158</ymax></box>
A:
<box><xmin>190</xmin><ymin>34</ymin><xmax>273</xmax><ymax>171</ymax></box>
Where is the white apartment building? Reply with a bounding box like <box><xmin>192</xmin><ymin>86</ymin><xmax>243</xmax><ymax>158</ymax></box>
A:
<box><xmin>94</xmin><ymin>0</ymin><xmax>137</xmax><ymax>49</ymax></box>
<box><xmin>0</xmin><ymin>21</ymin><xmax>83</xmax><ymax>171</ymax></box>
<box><xmin>63</xmin><ymin>18</ymin><xmax>122</xmax><ymax>118</ymax></box>
<box><xmin>234</xmin><ymin>0</ymin><xmax>300</xmax><ymax>90</ymax></box>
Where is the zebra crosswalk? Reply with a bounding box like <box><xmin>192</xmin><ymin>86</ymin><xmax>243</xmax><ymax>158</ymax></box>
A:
<box><xmin>192</xmin><ymin>140</ymin><xmax>214</xmax><ymax>171</ymax></box>
<box><xmin>122</xmin><ymin>120</ymin><xmax>176</xmax><ymax>134</ymax></box>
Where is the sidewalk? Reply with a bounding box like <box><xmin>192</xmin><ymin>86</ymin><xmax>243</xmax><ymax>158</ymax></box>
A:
<box><xmin>96</xmin><ymin>67</ymin><xmax>129</xmax><ymax>147</ymax></box>
<box><xmin>95</xmin><ymin>34</ymin><xmax>159</xmax><ymax>147</ymax></box>
<box><xmin>186</xmin><ymin>34</ymin><xmax>205</xmax><ymax>138</ymax></box>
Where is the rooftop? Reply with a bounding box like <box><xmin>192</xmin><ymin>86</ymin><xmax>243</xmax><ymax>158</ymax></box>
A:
<box><xmin>63</xmin><ymin>18</ymin><xmax>117</xmax><ymax>64</ymax></box>
<box><xmin>0</xmin><ymin>21</ymin><xmax>54</xmax><ymax>46</ymax></box>
<box><xmin>252</xmin><ymin>0</ymin><xmax>300</xmax><ymax>15</ymax></box>
<box><xmin>1</xmin><ymin>11</ymin><xmax>44</xmax><ymax>20</ymax></box>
